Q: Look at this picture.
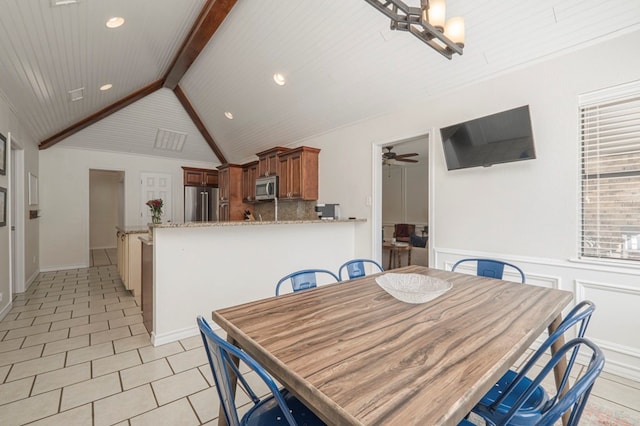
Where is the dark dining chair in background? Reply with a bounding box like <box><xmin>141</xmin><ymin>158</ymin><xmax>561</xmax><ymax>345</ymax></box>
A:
<box><xmin>452</xmin><ymin>258</ymin><xmax>526</xmax><ymax>283</ymax></box>
<box><xmin>275</xmin><ymin>269</ymin><xmax>340</xmax><ymax>296</ymax></box>
<box><xmin>393</xmin><ymin>223</ymin><xmax>415</xmax><ymax>242</ymax></box>
<box><xmin>197</xmin><ymin>316</ymin><xmax>325</xmax><ymax>426</ymax></box>
<box><xmin>338</xmin><ymin>258</ymin><xmax>383</xmax><ymax>280</ymax></box>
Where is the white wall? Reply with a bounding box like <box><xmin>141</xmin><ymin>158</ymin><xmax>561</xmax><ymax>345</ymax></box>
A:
<box><xmin>0</xmin><ymin>93</ymin><xmax>39</xmax><ymax>319</ymax></box>
<box><xmin>39</xmin><ymin>147</ymin><xmax>216</xmax><ymax>270</ymax></box>
<box><xmin>295</xmin><ymin>30</ymin><xmax>640</xmax><ymax>380</ymax></box>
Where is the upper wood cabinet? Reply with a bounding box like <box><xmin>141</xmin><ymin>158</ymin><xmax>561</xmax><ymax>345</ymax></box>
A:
<box><xmin>242</xmin><ymin>161</ymin><xmax>259</xmax><ymax>202</ymax></box>
<box><xmin>256</xmin><ymin>147</ymin><xmax>289</xmax><ymax>177</ymax></box>
<box><xmin>278</xmin><ymin>146</ymin><xmax>320</xmax><ymax>200</ymax></box>
<box><xmin>217</xmin><ymin>164</ymin><xmax>246</xmax><ymax>221</ymax></box>
<box><xmin>182</xmin><ymin>167</ymin><xmax>218</xmax><ymax>187</ymax></box>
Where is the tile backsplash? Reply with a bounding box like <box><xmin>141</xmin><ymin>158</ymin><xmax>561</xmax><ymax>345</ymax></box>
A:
<box><xmin>252</xmin><ymin>200</ymin><xmax>317</xmax><ymax>221</ymax></box>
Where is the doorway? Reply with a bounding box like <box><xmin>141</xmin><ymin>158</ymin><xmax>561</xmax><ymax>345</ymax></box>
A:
<box><xmin>373</xmin><ymin>132</ymin><xmax>433</xmax><ymax>267</ymax></box>
<box><xmin>89</xmin><ymin>169</ymin><xmax>124</xmax><ymax>266</ymax></box>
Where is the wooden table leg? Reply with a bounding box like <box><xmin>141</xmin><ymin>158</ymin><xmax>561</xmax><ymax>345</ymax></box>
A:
<box><xmin>217</xmin><ymin>336</ymin><xmax>240</xmax><ymax>426</ymax></box>
<box><xmin>548</xmin><ymin>315</ymin><xmax>569</xmax><ymax>426</ymax></box>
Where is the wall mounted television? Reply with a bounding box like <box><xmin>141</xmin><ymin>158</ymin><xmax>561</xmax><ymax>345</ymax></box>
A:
<box><xmin>440</xmin><ymin>105</ymin><xmax>536</xmax><ymax>170</ymax></box>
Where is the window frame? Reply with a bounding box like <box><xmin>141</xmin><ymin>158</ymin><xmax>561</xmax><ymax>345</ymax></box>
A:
<box><xmin>578</xmin><ymin>80</ymin><xmax>640</xmax><ymax>265</ymax></box>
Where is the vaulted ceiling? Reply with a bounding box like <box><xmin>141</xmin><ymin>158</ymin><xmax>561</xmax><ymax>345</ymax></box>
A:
<box><xmin>1</xmin><ymin>0</ymin><xmax>639</xmax><ymax>166</ymax></box>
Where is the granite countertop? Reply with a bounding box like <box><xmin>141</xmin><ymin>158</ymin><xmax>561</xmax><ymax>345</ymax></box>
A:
<box><xmin>116</xmin><ymin>226</ymin><xmax>151</xmax><ymax>234</ymax></box>
<box><xmin>150</xmin><ymin>218</ymin><xmax>366</xmax><ymax>229</ymax></box>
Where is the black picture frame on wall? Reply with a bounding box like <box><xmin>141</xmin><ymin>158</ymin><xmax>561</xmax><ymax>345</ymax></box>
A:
<box><xmin>0</xmin><ymin>187</ymin><xmax>6</xmax><ymax>227</ymax></box>
<box><xmin>0</xmin><ymin>133</ymin><xmax>6</xmax><ymax>176</ymax></box>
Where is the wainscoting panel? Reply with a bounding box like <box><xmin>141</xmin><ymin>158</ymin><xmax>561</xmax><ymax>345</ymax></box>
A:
<box><xmin>435</xmin><ymin>247</ymin><xmax>640</xmax><ymax>381</ymax></box>
<box><xmin>575</xmin><ymin>279</ymin><xmax>640</xmax><ymax>380</ymax></box>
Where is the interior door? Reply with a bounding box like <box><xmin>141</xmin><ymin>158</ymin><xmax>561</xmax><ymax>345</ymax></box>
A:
<box><xmin>141</xmin><ymin>172</ymin><xmax>172</xmax><ymax>223</ymax></box>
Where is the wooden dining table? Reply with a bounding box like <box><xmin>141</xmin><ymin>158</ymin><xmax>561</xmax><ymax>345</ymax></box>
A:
<box><xmin>211</xmin><ymin>265</ymin><xmax>573</xmax><ymax>425</ymax></box>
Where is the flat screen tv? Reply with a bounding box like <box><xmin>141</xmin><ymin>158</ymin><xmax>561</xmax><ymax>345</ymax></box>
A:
<box><xmin>440</xmin><ymin>105</ymin><xmax>536</xmax><ymax>170</ymax></box>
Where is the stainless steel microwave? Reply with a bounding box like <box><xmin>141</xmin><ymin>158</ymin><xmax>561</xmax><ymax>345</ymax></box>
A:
<box><xmin>255</xmin><ymin>175</ymin><xmax>278</xmax><ymax>200</ymax></box>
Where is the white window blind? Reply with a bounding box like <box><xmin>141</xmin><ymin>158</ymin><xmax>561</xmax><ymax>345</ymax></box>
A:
<box><xmin>579</xmin><ymin>85</ymin><xmax>640</xmax><ymax>262</ymax></box>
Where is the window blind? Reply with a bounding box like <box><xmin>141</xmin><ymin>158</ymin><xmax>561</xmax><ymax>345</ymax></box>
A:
<box><xmin>580</xmin><ymin>88</ymin><xmax>640</xmax><ymax>262</ymax></box>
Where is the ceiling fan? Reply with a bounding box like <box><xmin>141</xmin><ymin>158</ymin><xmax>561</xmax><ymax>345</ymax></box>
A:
<box><xmin>382</xmin><ymin>146</ymin><xmax>419</xmax><ymax>164</ymax></box>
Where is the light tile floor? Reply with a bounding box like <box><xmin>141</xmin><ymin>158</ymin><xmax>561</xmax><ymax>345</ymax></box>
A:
<box><xmin>90</xmin><ymin>249</ymin><xmax>117</xmax><ymax>268</ymax></box>
<box><xmin>0</xmin><ymin>263</ymin><xmax>638</xmax><ymax>425</ymax></box>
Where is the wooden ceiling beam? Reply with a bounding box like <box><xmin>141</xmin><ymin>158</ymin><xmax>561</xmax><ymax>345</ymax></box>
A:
<box><xmin>163</xmin><ymin>0</ymin><xmax>237</xmax><ymax>90</ymax></box>
<box><xmin>174</xmin><ymin>85</ymin><xmax>227</xmax><ymax>164</ymax></box>
<box><xmin>39</xmin><ymin>80</ymin><xmax>163</xmax><ymax>150</ymax></box>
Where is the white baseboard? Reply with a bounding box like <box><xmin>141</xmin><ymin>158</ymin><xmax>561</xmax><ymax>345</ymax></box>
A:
<box><xmin>39</xmin><ymin>263</ymin><xmax>89</xmax><ymax>272</ymax></box>
<box><xmin>0</xmin><ymin>301</ymin><xmax>13</xmax><ymax>322</ymax></box>
<box><xmin>152</xmin><ymin>325</ymin><xmax>200</xmax><ymax>347</ymax></box>
<box><xmin>25</xmin><ymin>269</ymin><xmax>39</xmax><ymax>290</ymax></box>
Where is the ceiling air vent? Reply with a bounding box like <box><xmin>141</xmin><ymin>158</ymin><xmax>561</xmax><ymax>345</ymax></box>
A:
<box><xmin>154</xmin><ymin>128</ymin><xmax>187</xmax><ymax>152</ymax></box>
<box><xmin>67</xmin><ymin>87</ymin><xmax>84</xmax><ymax>102</ymax></box>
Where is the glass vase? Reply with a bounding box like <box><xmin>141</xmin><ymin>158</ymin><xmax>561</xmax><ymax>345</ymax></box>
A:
<box><xmin>152</xmin><ymin>213</ymin><xmax>161</xmax><ymax>224</ymax></box>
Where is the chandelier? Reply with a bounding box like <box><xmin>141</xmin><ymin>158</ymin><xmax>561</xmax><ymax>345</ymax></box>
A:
<box><xmin>364</xmin><ymin>0</ymin><xmax>465</xmax><ymax>59</ymax></box>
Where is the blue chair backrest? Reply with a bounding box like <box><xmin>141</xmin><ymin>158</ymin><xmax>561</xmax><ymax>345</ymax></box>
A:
<box><xmin>276</xmin><ymin>269</ymin><xmax>340</xmax><ymax>296</ymax></box>
<box><xmin>452</xmin><ymin>258</ymin><xmax>526</xmax><ymax>283</ymax></box>
<box><xmin>492</xmin><ymin>300</ymin><xmax>595</xmax><ymax>411</ymax></box>
<box><xmin>500</xmin><ymin>337</ymin><xmax>605</xmax><ymax>426</ymax></box>
<box><xmin>196</xmin><ymin>316</ymin><xmax>298</xmax><ymax>426</ymax></box>
<box><xmin>338</xmin><ymin>258</ymin><xmax>384</xmax><ymax>280</ymax></box>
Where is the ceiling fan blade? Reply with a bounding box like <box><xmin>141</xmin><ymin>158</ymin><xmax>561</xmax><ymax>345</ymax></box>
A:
<box><xmin>395</xmin><ymin>153</ymin><xmax>419</xmax><ymax>159</ymax></box>
<box><xmin>397</xmin><ymin>158</ymin><xmax>419</xmax><ymax>163</ymax></box>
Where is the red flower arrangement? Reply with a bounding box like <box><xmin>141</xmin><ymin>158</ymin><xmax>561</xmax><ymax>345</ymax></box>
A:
<box><xmin>146</xmin><ymin>199</ymin><xmax>163</xmax><ymax>222</ymax></box>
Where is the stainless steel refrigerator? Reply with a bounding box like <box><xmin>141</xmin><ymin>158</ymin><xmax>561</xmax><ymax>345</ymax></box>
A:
<box><xmin>184</xmin><ymin>186</ymin><xmax>218</xmax><ymax>222</ymax></box>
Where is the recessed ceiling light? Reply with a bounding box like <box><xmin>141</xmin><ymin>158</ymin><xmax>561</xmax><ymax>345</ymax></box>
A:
<box><xmin>51</xmin><ymin>0</ymin><xmax>79</xmax><ymax>6</ymax></box>
<box><xmin>273</xmin><ymin>73</ymin><xmax>286</xmax><ymax>86</ymax></box>
<box><xmin>224</xmin><ymin>112</ymin><xmax>234</xmax><ymax>120</ymax></box>
<box><xmin>106</xmin><ymin>17</ymin><xmax>125</xmax><ymax>29</ymax></box>
<box><xmin>99</xmin><ymin>83</ymin><xmax>113</xmax><ymax>91</ymax></box>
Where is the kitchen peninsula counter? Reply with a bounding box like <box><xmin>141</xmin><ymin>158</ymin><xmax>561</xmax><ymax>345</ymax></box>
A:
<box><xmin>116</xmin><ymin>225</ymin><xmax>149</xmax><ymax>234</ymax></box>
<box><xmin>149</xmin><ymin>218</ymin><xmax>369</xmax><ymax>346</ymax></box>
<box><xmin>150</xmin><ymin>218</ymin><xmax>366</xmax><ymax>229</ymax></box>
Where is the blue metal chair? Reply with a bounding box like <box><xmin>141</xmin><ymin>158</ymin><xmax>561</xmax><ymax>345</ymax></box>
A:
<box><xmin>338</xmin><ymin>258</ymin><xmax>384</xmax><ymax>280</ymax></box>
<box><xmin>197</xmin><ymin>316</ymin><xmax>325</xmax><ymax>426</ymax></box>
<box><xmin>467</xmin><ymin>337</ymin><xmax>604</xmax><ymax>426</ymax></box>
<box><xmin>275</xmin><ymin>269</ymin><xmax>340</xmax><ymax>296</ymax></box>
<box><xmin>471</xmin><ymin>300</ymin><xmax>595</xmax><ymax>425</ymax></box>
<box><xmin>451</xmin><ymin>258</ymin><xmax>526</xmax><ymax>283</ymax></box>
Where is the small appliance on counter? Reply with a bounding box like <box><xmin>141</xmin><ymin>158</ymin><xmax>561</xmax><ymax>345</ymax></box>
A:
<box><xmin>315</xmin><ymin>203</ymin><xmax>340</xmax><ymax>220</ymax></box>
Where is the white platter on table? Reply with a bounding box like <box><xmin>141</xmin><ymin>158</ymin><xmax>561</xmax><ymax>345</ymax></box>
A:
<box><xmin>375</xmin><ymin>273</ymin><xmax>452</xmax><ymax>304</ymax></box>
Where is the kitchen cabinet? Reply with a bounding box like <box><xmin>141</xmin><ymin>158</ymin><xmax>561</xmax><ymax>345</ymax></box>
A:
<box><xmin>218</xmin><ymin>167</ymin><xmax>229</xmax><ymax>202</ymax></box>
<box><xmin>116</xmin><ymin>230</ymin><xmax>143</xmax><ymax>298</ymax></box>
<box><xmin>242</xmin><ymin>161</ymin><xmax>259</xmax><ymax>202</ymax></box>
<box><xmin>217</xmin><ymin>164</ymin><xmax>246</xmax><ymax>221</ymax></box>
<box><xmin>219</xmin><ymin>202</ymin><xmax>230</xmax><ymax>221</ymax></box>
<box><xmin>278</xmin><ymin>146</ymin><xmax>320</xmax><ymax>200</ymax></box>
<box><xmin>256</xmin><ymin>147</ymin><xmax>289</xmax><ymax>177</ymax></box>
<box><xmin>182</xmin><ymin>167</ymin><xmax>218</xmax><ymax>187</ymax></box>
